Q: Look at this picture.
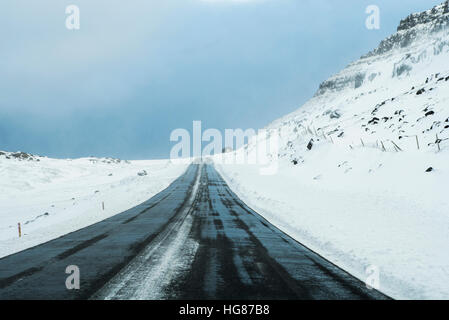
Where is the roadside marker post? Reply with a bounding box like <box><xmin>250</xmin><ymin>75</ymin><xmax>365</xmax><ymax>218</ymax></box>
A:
<box><xmin>18</xmin><ymin>223</ymin><xmax>21</xmax><ymax>238</ymax></box>
<box><xmin>391</xmin><ymin>140</ymin><xmax>402</xmax><ymax>152</ymax></box>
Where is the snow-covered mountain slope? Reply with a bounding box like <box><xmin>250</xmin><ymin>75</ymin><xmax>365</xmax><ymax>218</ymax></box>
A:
<box><xmin>217</xmin><ymin>1</ymin><xmax>449</xmax><ymax>299</ymax></box>
<box><xmin>269</xmin><ymin>0</ymin><xmax>449</xmax><ymax>151</ymax></box>
<box><xmin>0</xmin><ymin>152</ymin><xmax>189</xmax><ymax>258</ymax></box>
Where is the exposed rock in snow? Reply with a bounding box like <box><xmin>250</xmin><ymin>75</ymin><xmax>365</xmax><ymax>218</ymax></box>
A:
<box><xmin>416</xmin><ymin>88</ymin><xmax>426</xmax><ymax>95</ymax></box>
<box><xmin>306</xmin><ymin>139</ymin><xmax>314</xmax><ymax>150</ymax></box>
<box><xmin>0</xmin><ymin>151</ymin><xmax>42</xmax><ymax>162</ymax></box>
<box><xmin>137</xmin><ymin>170</ymin><xmax>148</xmax><ymax>176</ymax></box>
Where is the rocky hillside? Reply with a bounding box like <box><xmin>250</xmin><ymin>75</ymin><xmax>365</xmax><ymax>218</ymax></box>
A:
<box><xmin>0</xmin><ymin>151</ymin><xmax>42</xmax><ymax>162</ymax></box>
<box><xmin>265</xmin><ymin>1</ymin><xmax>449</xmax><ymax>162</ymax></box>
<box><xmin>314</xmin><ymin>0</ymin><xmax>449</xmax><ymax>97</ymax></box>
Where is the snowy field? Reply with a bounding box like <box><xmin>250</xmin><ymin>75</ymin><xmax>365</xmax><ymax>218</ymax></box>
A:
<box><xmin>216</xmin><ymin>2</ymin><xmax>449</xmax><ymax>300</ymax></box>
<box><xmin>0</xmin><ymin>152</ymin><xmax>189</xmax><ymax>258</ymax></box>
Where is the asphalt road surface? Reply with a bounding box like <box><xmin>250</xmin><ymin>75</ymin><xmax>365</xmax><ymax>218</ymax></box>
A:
<box><xmin>0</xmin><ymin>164</ymin><xmax>389</xmax><ymax>300</ymax></box>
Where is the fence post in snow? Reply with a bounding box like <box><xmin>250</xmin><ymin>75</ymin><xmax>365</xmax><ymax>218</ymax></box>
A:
<box><xmin>436</xmin><ymin>134</ymin><xmax>441</xmax><ymax>152</ymax></box>
<box><xmin>18</xmin><ymin>223</ymin><xmax>21</xmax><ymax>238</ymax></box>
<box><xmin>391</xmin><ymin>140</ymin><xmax>402</xmax><ymax>152</ymax></box>
<box><xmin>380</xmin><ymin>141</ymin><xmax>386</xmax><ymax>152</ymax></box>
<box><xmin>416</xmin><ymin>135</ymin><xmax>420</xmax><ymax>150</ymax></box>
<box><xmin>360</xmin><ymin>138</ymin><xmax>365</xmax><ymax>147</ymax></box>
<box><xmin>102</xmin><ymin>202</ymin><xmax>105</xmax><ymax>211</ymax></box>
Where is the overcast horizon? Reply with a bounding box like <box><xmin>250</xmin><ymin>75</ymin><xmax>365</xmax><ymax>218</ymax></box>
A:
<box><xmin>0</xmin><ymin>0</ymin><xmax>443</xmax><ymax>159</ymax></box>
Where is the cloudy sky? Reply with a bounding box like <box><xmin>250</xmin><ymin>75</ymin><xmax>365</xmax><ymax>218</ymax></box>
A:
<box><xmin>0</xmin><ymin>0</ymin><xmax>442</xmax><ymax>159</ymax></box>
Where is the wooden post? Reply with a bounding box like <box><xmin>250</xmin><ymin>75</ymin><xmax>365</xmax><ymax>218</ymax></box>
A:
<box><xmin>391</xmin><ymin>140</ymin><xmax>403</xmax><ymax>152</ymax></box>
<box><xmin>307</xmin><ymin>127</ymin><xmax>313</xmax><ymax>135</ymax></box>
<box><xmin>416</xmin><ymin>135</ymin><xmax>420</xmax><ymax>150</ymax></box>
<box><xmin>18</xmin><ymin>223</ymin><xmax>21</xmax><ymax>238</ymax></box>
<box><xmin>102</xmin><ymin>202</ymin><xmax>105</xmax><ymax>211</ymax></box>
<box><xmin>436</xmin><ymin>134</ymin><xmax>441</xmax><ymax>152</ymax></box>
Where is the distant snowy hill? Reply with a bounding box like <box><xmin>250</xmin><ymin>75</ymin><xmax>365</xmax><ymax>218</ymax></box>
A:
<box><xmin>217</xmin><ymin>1</ymin><xmax>449</xmax><ymax>299</ymax></box>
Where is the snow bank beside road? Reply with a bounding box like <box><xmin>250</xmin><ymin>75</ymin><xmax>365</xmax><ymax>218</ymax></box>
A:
<box><xmin>0</xmin><ymin>153</ymin><xmax>189</xmax><ymax>258</ymax></box>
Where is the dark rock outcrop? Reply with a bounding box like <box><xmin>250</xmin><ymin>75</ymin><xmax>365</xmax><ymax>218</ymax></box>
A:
<box><xmin>367</xmin><ymin>1</ymin><xmax>449</xmax><ymax>57</ymax></box>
